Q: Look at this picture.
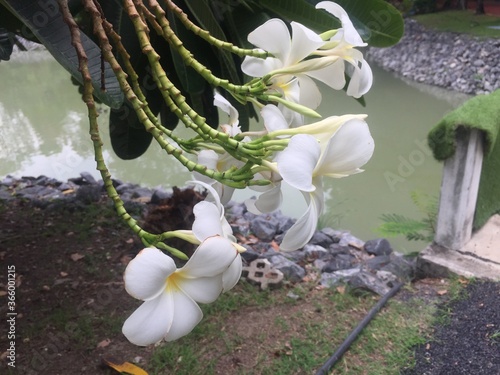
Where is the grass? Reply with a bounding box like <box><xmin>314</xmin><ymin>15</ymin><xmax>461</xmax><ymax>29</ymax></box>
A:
<box><xmin>413</xmin><ymin>10</ymin><xmax>500</xmax><ymax>38</ymax></box>
<box><xmin>147</xmin><ymin>280</ymin><xmax>442</xmax><ymax>375</ymax></box>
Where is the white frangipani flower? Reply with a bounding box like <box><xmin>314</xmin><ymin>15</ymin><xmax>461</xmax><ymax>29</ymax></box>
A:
<box><xmin>276</xmin><ymin>117</ymin><xmax>374</xmax><ymax>250</ymax></box>
<box><xmin>122</xmin><ymin>238</ymin><xmax>238</xmax><ymax>346</ymax></box>
<box><xmin>241</xmin><ymin>19</ymin><xmax>326</xmax><ymax>126</ymax></box>
<box><xmin>311</xmin><ymin>1</ymin><xmax>373</xmax><ymax>98</ymax></box>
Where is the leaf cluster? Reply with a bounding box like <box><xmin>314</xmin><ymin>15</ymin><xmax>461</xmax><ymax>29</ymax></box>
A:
<box><xmin>377</xmin><ymin>191</ymin><xmax>438</xmax><ymax>242</ymax></box>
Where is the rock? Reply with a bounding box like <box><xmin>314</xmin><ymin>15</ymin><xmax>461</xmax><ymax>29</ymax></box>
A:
<box><xmin>250</xmin><ymin>215</ymin><xmax>279</xmax><ymax>242</ymax></box>
<box><xmin>348</xmin><ymin>270</ymin><xmax>395</xmax><ymax>296</ymax></box>
<box><xmin>76</xmin><ymin>185</ymin><xmax>101</xmax><ymax>204</ymax></box>
<box><xmin>364</xmin><ymin>238</ymin><xmax>393</xmax><ymax>256</ymax></box>
<box><xmin>322</xmin><ymin>256</ymin><xmax>355</xmax><ymax>273</ymax></box>
<box><xmin>303</xmin><ymin>244</ymin><xmax>328</xmax><ymax>260</ymax></box>
<box><xmin>309</xmin><ymin>231</ymin><xmax>334</xmax><ymax>248</ymax></box>
<box><xmin>381</xmin><ymin>253</ymin><xmax>416</xmax><ymax>281</ymax></box>
<box><xmin>267</xmin><ymin>254</ymin><xmax>305</xmax><ymax>282</ymax></box>
<box><xmin>240</xmin><ymin>245</ymin><xmax>260</xmax><ymax>263</ymax></box>
<box><xmin>364</xmin><ymin>255</ymin><xmax>391</xmax><ymax>271</ymax></box>
<box><xmin>320</xmin><ymin>268</ymin><xmax>360</xmax><ymax>288</ymax></box>
<box><xmin>80</xmin><ymin>172</ymin><xmax>97</xmax><ymax>184</ymax></box>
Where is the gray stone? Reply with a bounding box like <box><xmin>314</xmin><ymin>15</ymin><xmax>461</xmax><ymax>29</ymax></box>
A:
<box><xmin>322</xmin><ymin>256</ymin><xmax>355</xmax><ymax>273</ymax></box>
<box><xmin>364</xmin><ymin>238</ymin><xmax>393</xmax><ymax>256</ymax></box>
<box><xmin>364</xmin><ymin>255</ymin><xmax>391</xmax><ymax>270</ymax></box>
<box><xmin>267</xmin><ymin>254</ymin><xmax>305</xmax><ymax>282</ymax></box>
<box><xmin>80</xmin><ymin>172</ymin><xmax>97</xmax><ymax>184</ymax></box>
<box><xmin>76</xmin><ymin>185</ymin><xmax>101</xmax><ymax>204</ymax></box>
<box><xmin>320</xmin><ymin>268</ymin><xmax>360</xmax><ymax>288</ymax></box>
<box><xmin>309</xmin><ymin>231</ymin><xmax>334</xmax><ymax>248</ymax></box>
<box><xmin>303</xmin><ymin>244</ymin><xmax>328</xmax><ymax>260</ymax></box>
<box><xmin>381</xmin><ymin>253</ymin><xmax>416</xmax><ymax>281</ymax></box>
<box><xmin>240</xmin><ymin>245</ymin><xmax>260</xmax><ymax>263</ymax></box>
<box><xmin>250</xmin><ymin>215</ymin><xmax>279</xmax><ymax>242</ymax></box>
<box><xmin>348</xmin><ymin>270</ymin><xmax>393</xmax><ymax>296</ymax></box>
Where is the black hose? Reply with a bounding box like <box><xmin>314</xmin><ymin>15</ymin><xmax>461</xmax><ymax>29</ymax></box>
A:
<box><xmin>315</xmin><ymin>281</ymin><xmax>404</xmax><ymax>375</ymax></box>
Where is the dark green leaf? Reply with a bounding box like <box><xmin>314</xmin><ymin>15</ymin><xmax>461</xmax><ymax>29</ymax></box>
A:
<box><xmin>1</xmin><ymin>0</ymin><xmax>124</xmax><ymax>108</ymax></box>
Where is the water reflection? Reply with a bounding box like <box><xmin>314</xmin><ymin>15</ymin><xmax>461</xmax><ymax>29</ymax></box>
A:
<box><xmin>0</xmin><ymin>51</ymin><xmax>468</xmax><ymax>253</ymax></box>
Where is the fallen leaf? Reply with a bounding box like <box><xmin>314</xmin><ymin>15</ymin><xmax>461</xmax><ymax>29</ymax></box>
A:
<box><xmin>102</xmin><ymin>357</ymin><xmax>148</xmax><ymax>375</ymax></box>
<box><xmin>426</xmin><ymin>343</ymin><xmax>431</xmax><ymax>350</ymax></box>
<box><xmin>458</xmin><ymin>278</ymin><xmax>469</xmax><ymax>285</ymax></box>
<box><xmin>270</xmin><ymin>240</ymin><xmax>280</xmax><ymax>251</ymax></box>
<box><xmin>70</xmin><ymin>253</ymin><xmax>85</xmax><ymax>262</ymax></box>
<box><xmin>336</xmin><ymin>285</ymin><xmax>346</xmax><ymax>295</ymax></box>
<box><xmin>0</xmin><ymin>291</ymin><xmax>6</xmax><ymax>296</ymax></box>
<box><xmin>437</xmin><ymin>289</ymin><xmax>448</xmax><ymax>296</ymax></box>
<box><xmin>60</xmin><ymin>272</ymin><xmax>68</xmax><ymax>277</ymax></box>
<box><xmin>97</xmin><ymin>339</ymin><xmax>111</xmax><ymax>348</ymax></box>
<box><xmin>126</xmin><ymin>238</ymin><xmax>134</xmax><ymax>244</ymax></box>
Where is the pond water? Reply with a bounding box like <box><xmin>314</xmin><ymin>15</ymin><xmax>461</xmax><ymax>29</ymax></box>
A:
<box><xmin>0</xmin><ymin>50</ymin><xmax>470</xmax><ymax>253</ymax></box>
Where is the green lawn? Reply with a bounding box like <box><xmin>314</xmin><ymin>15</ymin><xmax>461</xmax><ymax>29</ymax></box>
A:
<box><xmin>414</xmin><ymin>10</ymin><xmax>500</xmax><ymax>38</ymax></box>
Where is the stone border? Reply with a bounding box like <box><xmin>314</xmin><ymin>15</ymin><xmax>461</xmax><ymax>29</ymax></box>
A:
<box><xmin>366</xmin><ymin>19</ymin><xmax>500</xmax><ymax>95</ymax></box>
<box><xmin>1</xmin><ymin>173</ymin><xmax>417</xmax><ymax>295</ymax></box>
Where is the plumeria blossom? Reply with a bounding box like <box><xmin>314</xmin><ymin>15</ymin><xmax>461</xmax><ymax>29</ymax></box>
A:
<box><xmin>122</xmin><ymin>182</ymin><xmax>243</xmax><ymax>346</ymax></box>
<box><xmin>242</xmin><ymin>1</ymin><xmax>372</xmax><ymax>125</ymax></box>
<box><xmin>242</xmin><ymin>19</ymin><xmax>326</xmax><ymax>125</ymax></box>
<box><xmin>122</xmin><ymin>238</ymin><xmax>239</xmax><ymax>346</ymax></box>
<box><xmin>275</xmin><ymin>116</ymin><xmax>374</xmax><ymax>251</ymax></box>
<box><xmin>194</xmin><ymin>92</ymin><xmax>246</xmax><ymax>204</ymax></box>
<box><xmin>311</xmin><ymin>1</ymin><xmax>373</xmax><ymax>98</ymax></box>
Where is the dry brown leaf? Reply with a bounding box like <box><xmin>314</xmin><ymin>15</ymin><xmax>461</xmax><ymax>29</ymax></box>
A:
<box><xmin>0</xmin><ymin>291</ymin><xmax>6</xmax><ymax>297</ymax></box>
<box><xmin>70</xmin><ymin>253</ymin><xmax>85</xmax><ymax>262</ymax></box>
<box><xmin>336</xmin><ymin>285</ymin><xmax>346</xmax><ymax>295</ymax></box>
<box><xmin>97</xmin><ymin>339</ymin><xmax>111</xmax><ymax>348</ymax></box>
<box><xmin>270</xmin><ymin>240</ymin><xmax>280</xmax><ymax>251</ymax></box>
<box><xmin>437</xmin><ymin>289</ymin><xmax>448</xmax><ymax>296</ymax></box>
<box><xmin>102</xmin><ymin>357</ymin><xmax>148</xmax><ymax>375</ymax></box>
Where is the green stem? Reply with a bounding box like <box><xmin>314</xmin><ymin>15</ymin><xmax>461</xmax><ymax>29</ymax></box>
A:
<box><xmin>164</xmin><ymin>0</ymin><xmax>269</xmax><ymax>58</ymax></box>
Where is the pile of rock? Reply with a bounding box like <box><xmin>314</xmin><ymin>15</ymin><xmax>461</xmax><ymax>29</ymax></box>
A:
<box><xmin>366</xmin><ymin>19</ymin><xmax>500</xmax><ymax>95</ymax></box>
<box><xmin>1</xmin><ymin>173</ymin><xmax>416</xmax><ymax>296</ymax></box>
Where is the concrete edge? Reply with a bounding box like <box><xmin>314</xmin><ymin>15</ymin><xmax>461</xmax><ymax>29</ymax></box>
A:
<box><xmin>417</xmin><ymin>244</ymin><xmax>500</xmax><ymax>281</ymax></box>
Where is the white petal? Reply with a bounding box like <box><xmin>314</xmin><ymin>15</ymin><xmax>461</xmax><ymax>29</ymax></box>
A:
<box><xmin>288</xmin><ymin>22</ymin><xmax>325</xmax><ymax>65</ymax></box>
<box><xmin>346</xmin><ymin>60</ymin><xmax>373</xmax><ymax>98</ymax></box>
<box><xmin>316</xmin><ymin>118</ymin><xmax>374</xmax><ymax>177</ymax></box>
<box><xmin>164</xmin><ymin>288</ymin><xmax>203</xmax><ymax>342</ymax></box>
<box><xmin>248</xmin><ymin>19</ymin><xmax>291</xmax><ymax>61</ymax></box>
<box><xmin>123</xmin><ymin>248</ymin><xmax>176</xmax><ymax>301</ymax></box>
<box><xmin>261</xmin><ymin>105</ymin><xmax>289</xmax><ymax>132</ymax></box>
<box><xmin>122</xmin><ymin>291</ymin><xmax>174</xmax><ymax>346</ymax></box>
<box><xmin>176</xmin><ymin>274</ymin><xmax>224</xmax><ymax>304</ymax></box>
<box><xmin>280</xmin><ymin>186</ymin><xmax>324</xmax><ymax>251</ymax></box>
<box><xmin>316</xmin><ymin>2</ymin><xmax>366</xmax><ymax>46</ymax></box>
<box><xmin>180</xmin><ymin>236</ymin><xmax>237</xmax><ymax>278</ymax></box>
<box><xmin>214</xmin><ymin>92</ymin><xmax>239</xmax><ymax>126</ymax></box>
<box><xmin>297</xmin><ymin>75</ymin><xmax>322</xmax><ymax>110</ymax></box>
<box><xmin>223</xmin><ymin>254</ymin><xmax>242</xmax><ymax>292</ymax></box>
<box><xmin>306</xmin><ymin>60</ymin><xmax>346</xmax><ymax>91</ymax></box>
<box><xmin>276</xmin><ymin>134</ymin><xmax>320</xmax><ymax>192</ymax></box>
<box><xmin>245</xmin><ymin>183</ymin><xmax>283</xmax><ymax>214</ymax></box>
<box><xmin>241</xmin><ymin>56</ymin><xmax>282</xmax><ymax>77</ymax></box>
<box><xmin>192</xmin><ymin>201</ymin><xmax>224</xmax><ymax>242</ymax></box>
